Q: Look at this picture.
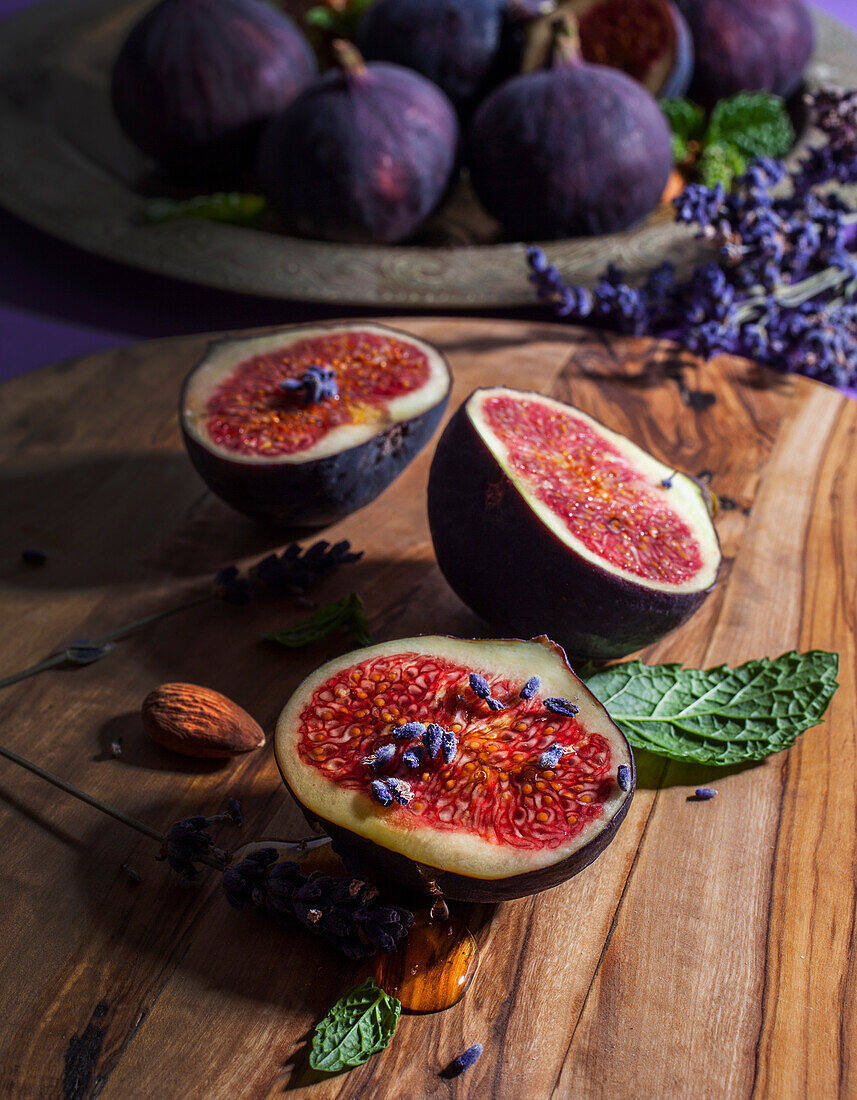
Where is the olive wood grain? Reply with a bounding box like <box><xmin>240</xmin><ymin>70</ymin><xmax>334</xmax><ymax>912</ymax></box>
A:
<box><xmin>0</xmin><ymin>318</ymin><xmax>853</xmax><ymax>1099</ymax></box>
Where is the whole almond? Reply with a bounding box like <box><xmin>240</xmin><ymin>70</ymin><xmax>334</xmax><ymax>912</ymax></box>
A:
<box><xmin>142</xmin><ymin>683</ymin><xmax>265</xmax><ymax>758</ymax></box>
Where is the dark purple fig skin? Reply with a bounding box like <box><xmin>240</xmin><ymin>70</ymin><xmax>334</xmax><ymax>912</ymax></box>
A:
<box><xmin>467</xmin><ymin>51</ymin><xmax>672</xmax><ymax>239</ymax></box>
<box><xmin>426</xmin><ymin>398</ymin><xmax>720</xmax><ymax>660</ymax></box>
<box><xmin>356</xmin><ymin>0</ymin><xmax>508</xmax><ymax>114</ymax></box>
<box><xmin>672</xmin><ymin>0</ymin><xmax>814</xmax><ymax>107</ymax></box>
<box><xmin>257</xmin><ymin>59</ymin><xmax>459</xmax><ymax>245</ymax></box>
<box><xmin>180</xmin><ymin>329</ymin><xmax>452</xmax><ymax>528</ymax></box>
<box><xmin>111</xmin><ymin>0</ymin><xmax>316</xmax><ymax>175</ymax></box>
<box><xmin>291</xmin><ymin>779</ymin><xmax>634</xmax><ymax>901</ymax></box>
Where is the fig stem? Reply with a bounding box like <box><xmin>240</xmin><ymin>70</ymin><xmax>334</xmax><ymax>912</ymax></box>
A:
<box><xmin>0</xmin><ymin>741</ymin><xmax>166</xmax><ymax>843</ymax></box>
<box><xmin>0</xmin><ymin>594</ymin><xmax>212</xmax><ymax>692</ymax></box>
<box><xmin>331</xmin><ymin>38</ymin><xmax>368</xmax><ymax>77</ymax></box>
<box><xmin>549</xmin><ymin>13</ymin><xmax>582</xmax><ymax>66</ymax></box>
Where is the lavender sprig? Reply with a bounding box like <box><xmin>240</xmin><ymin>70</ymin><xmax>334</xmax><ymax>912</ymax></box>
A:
<box><xmin>527</xmin><ymin>86</ymin><xmax>857</xmax><ymax>391</ymax></box>
<box><xmin>223</xmin><ymin>850</ymin><xmax>414</xmax><ymax>959</ymax></box>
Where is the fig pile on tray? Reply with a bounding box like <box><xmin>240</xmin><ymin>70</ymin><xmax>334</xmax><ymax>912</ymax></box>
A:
<box><xmin>111</xmin><ymin>0</ymin><xmax>812</xmax><ymax>244</ymax></box>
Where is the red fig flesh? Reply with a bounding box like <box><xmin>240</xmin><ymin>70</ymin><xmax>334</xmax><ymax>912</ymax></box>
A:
<box><xmin>275</xmin><ymin>635</ymin><xmax>634</xmax><ymax>901</ymax></box>
<box><xmin>427</xmin><ymin>388</ymin><xmax>722</xmax><ymax>659</ymax></box>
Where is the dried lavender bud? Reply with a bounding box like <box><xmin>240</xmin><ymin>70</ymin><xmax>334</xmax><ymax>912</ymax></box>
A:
<box><xmin>485</xmin><ymin>696</ymin><xmax>505</xmax><ymax>711</ymax></box>
<box><xmin>362</xmin><ymin>744</ymin><xmax>396</xmax><ymax>771</ymax></box>
<box><xmin>469</xmin><ymin>672</ymin><xmax>491</xmax><ymax>698</ymax></box>
<box><xmin>451</xmin><ymin>1043</ymin><xmax>483</xmax><ymax>1074</ymax></box>
<box><xmin>393</xmin><ymin>721</ymin><xmax>425</xmax><ymax>740</ymax></box>
<box><xmin>214</xmin><ymin>540</ymin><xmax>363</xmax><ymax>605</ymax></box>
<box><xmin>545</xmin><ymin>698</ymin><xmax>579</xmax><ymax>717</ymax></box>
<box><xmin>402</xmin><ymin>746</ymin><xmax>424</xmax><ymax>769</ymax></box>
<box><xmin>441</xmin><ymin>729</ymin><xmax>458</xmax><ymax>765</ymax></box>
<box><xmin>617</xmin><ymin>765</ymin><xmax>632</xmax><ymax>791</ymax></box>
<box><xmin>386</xmin><ymin>778</ymin><xmax>413</xmax><ymax>805</ymax></box>
<box><xmin>519</xmin><ymin>675</ymin><xmax>540</xmax><ymax>699</ymax></box>
<box><xmin>158</xmin><ymin>802</ymin><xmax>240</xmax><ymax>879</ymax></box>
<box><xmin>539</xmin><ymin>744</ymin><xmax>564</xmax><ymax>769</ymax></box>
<box><xmin>423</xmin><ymin>723</ymin><xmax>444</xmax><ymax>758</ymax></box>
<box><xmin>660</xmin><ymin>473</ymin><xmax>675</xmax><ymax>488</ymax></box>
<box><xmin>121</xmin><ymin>863</ymin><xmax>141</xmax><ymax>884</ymax></box>
<box><xmin>21</xmin><ymin>548</ymin><xmax>47</xmax><ymax>565</ymax></box>
<box><xmin>226</xmin><ymin>798</ymin><xmax>243</xmax><ymax>825</ymax></box>
<box><xmin>222</xmin><ymin>848</ymin><xmax>280</xmax><ymax>909</ymax></box>
<box><xmin>65</xmin><ymin>641</ymin><xmax>114</xmax><ymax>665</ymax></box>
<box><xmin>694</xmin><ymin>787</ymin><xmax>718</xmax><ymax>800</ymax></box>
<box><xmin>370</xmin><ymin>779</ymin><xmax>394</xmax><ymax>806</ymax></box>
<box><xmin>110</xmin><ymin>739</ymin><xmax>123</xmax><ymax>758</ymax></box>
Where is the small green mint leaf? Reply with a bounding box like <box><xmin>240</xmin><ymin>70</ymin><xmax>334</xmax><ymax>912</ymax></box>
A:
<box><xmin>143</xmin><ymin>193</ymin><xmax>265</xmax><ymax>227</ymax></box>
<box><xmin>586</xmin><ymin>651</ymin><xmax>839</xmax><ymax>766</ymax></box>
<box><xmin>705</xmin><ymin>92</ymin><xmax>794</xmax><ymax>160</ymax></box>
<box><xmin>661</xmin><ymin>97</ymin><xmax>706</xmax><ymax>163</ymax></box>
<box><xmin>310</xmin><ymin>979</ymin><xmax>401</xmax><ymax>1074</ymax></box>
<box><xmin>699</xmin><ymin>141</ymin><xmax>747</xmax><ymax>189</ymax></box>
<box><xmin>264</xmin><ymin>593</ymin><xmax>372</xmax><ymax>648</ymax></box>
<box><xmin>305</xmin><ymin>7</ymin><xmax>337</xmax><ymax>28</ymax></box>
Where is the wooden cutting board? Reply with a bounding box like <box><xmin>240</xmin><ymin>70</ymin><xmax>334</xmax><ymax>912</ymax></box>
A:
<box><xmin>0</xmin><ymin>318</ymin><xmax>854</xmax><ymax>1099</ymax></box>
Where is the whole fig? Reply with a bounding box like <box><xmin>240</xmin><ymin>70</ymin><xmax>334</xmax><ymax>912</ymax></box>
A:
<box><xmin>672</xmin><ymin>0</ymin><xmax>813</xmax><ymax>107</ymax></box>
<box><xmin>356</xmin><ymin>0</ymin><xmax>511</xmax><ymax>114</ymax></box>
<box><xmin>111</xmin><ymin>0</ymin><xmax>317</xmax><ymax>175</ymax></box>
<box><xmin>468</xmin><ymin>17</ymin><xmax>672</xmax><ymax>239</ymax></box>
<box><xmin>257</xmin><ymin>42</ymin><xmax>459</xmax><ymax>244</ymax></box>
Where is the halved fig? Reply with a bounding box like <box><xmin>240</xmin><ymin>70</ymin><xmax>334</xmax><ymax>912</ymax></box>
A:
<box><xmin>427</xmin><ymin>388</ymin><xmax>721</xmax><ymax>660</ymax></box>
<box><xmin>275</xmin><ymin>635</ymin><xmax>634</xmax><ymax>902</ymax></box>
<box><xmin>523</xmin><ymin>0</ymin><xmax>694</xmax><ymax>98</ymax></box>
<box><xmin>180</xmin><ymin>322</ymin><xmax>452</xmax><ymax>527</ymax></box>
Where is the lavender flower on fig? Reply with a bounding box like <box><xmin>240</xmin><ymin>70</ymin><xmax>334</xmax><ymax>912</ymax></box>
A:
<box><xmin>519</xmin><ymin>675</ymin><xmax>540</xmax><ymax>699</ymax></box>
<box><xmin>393</xmin><ymin>721</ymin><xmax>425</xmax><ymax>740</ymax></box>
<box><xmin>279</xmin><ymin>365</ymin><xmax>339</xmax><ymax>405</ymax></box>
<box><xmin>545</xmin><ymin>698</ymin><xmax>579</xmax><ymax>717</ymax></box>
<box><xmin>362</xmin><ymin>743</ymin><xmax>396</xmax><ymax>771</ymax></box>
<box><xmin>423</xmin><ymin>723</ymin><xmax>444</xmax><ymax>759</ymax></box>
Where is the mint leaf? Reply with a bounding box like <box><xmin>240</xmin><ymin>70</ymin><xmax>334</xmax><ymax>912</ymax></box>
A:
<box><xmin>661</xmin><ymin>97</ymin><xmax>706</xmax><ymax>163</ymax></box>
<box><xmin>705</xmin><ymin>91</ymin><xmax>794</xmax><ymax>161</ymax></box>
<box><xmin>585</xmin><ymin>651</ymin><xmax>839</xmax><ymax>765</ymax></box>
<box><xmin>698</xmin><ymin>141</ymin><xmax>747</xmax><ymax>189</ymax></box>
<box><xmin>264</xmin><ymin>593</ymin><xmax>373</xmax><ymax>649</ymax></box>
<box><xmin>143</xmin><ymin>193</ymin><xmax>266</xmax><ymax>227</ymax></box>
<box><xmin>310</xmin><ymin>979</ymin><xmax>401</xmax><ymax>1073</ymax></box>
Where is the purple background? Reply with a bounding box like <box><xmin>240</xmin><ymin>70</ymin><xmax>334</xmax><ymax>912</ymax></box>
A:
<box><xmin>1</xmin><ymin>0</ymin><xmax>854</xmax><ymax>381</ymax></box>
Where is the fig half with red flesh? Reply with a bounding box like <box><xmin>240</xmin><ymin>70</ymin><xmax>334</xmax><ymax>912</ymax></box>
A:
<box><xmin>427</xmin><ymin>388</ymin><xmax>721</xmax><ymax>660</ymax></box>
<box><xmin>180</xmin><ymin>323</ymin><xmax>451</xmax><ymax>527</ymax></box>
<box><xmin>275</xmin><ymin>635</ymin><xmax>634</xmax><ymax>902</ymax></box>
<box><xmin>523</xmin><ymin>0</ymin><xmax>693</xmax><ymax>98</ymax></box>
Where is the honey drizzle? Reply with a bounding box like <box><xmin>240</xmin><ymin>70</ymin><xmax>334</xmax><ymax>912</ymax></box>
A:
<box><xmin>371</xmin><ymin>905</ymin><xmax>478</xmax><ymax>1013</ymax></box>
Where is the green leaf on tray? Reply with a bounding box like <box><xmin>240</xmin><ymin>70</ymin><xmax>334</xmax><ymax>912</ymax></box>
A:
<box><xmin>660</xmin><ymin>97</ymin><xmax>706</xmax><ymax>163</ymax></box>
<box><xmin>698</xmin><ymin>141</ymin><xmax>748</xmax><ymax>190</ymax></box>
<box><xmin>585</xmin><ymin>651</ymin><xmax>839</xmax><ymax>766</ymax></box>
<box><xmin>706</xmin><ymin>91</ymin><xmax>795</xmax><ymax>161</ymax></box>
<box><xmin>662</xmin><ymin>91</ymin><xmax>794</xmax><ymax>188</ymax></box>
<box><xmin>310</xmin><ymin>978</ymin><xmax>401</xmax><ymax>1074</ymax></box>
<box><xmin>142</xmin><ymin>192</ymin><xmax>266</xmax><ymax>227</ymax></box>
<box><xmin>263</xmin><ymin>593</ymin><xmax>373</xmax><ymax>649</ymax></box>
